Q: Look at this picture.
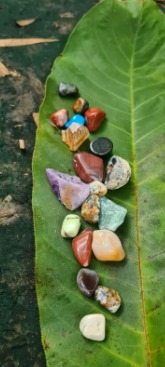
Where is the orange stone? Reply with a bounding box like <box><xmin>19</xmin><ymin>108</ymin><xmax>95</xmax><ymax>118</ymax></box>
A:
<box><xmin>61</xmin><ymin>122</ymin><xmax>89</xmax><ymax>151</ymax></box>
<box><xmin>92</xmin><ymin>229</ymin><xmax>125</xmax><ymax>261</ymax></box>
<box><xmin>72</xmin><ymin>228</ymin><xmax>93</xmax><ymax>267</ymax></box>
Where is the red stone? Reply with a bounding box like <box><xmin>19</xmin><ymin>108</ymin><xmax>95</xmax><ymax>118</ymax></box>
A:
<box><xmin>84</xmin><ymin>108</ymin><xmax>106</xmax><ymax>132</ymax></box>
<box><xmin>72</xmin><ymin>228</ymin><xmax>93</xmax><ymax>267</ymax></box>
<box><xmin>73</xmin><ymin>152</ymin><xmax>104</xmax><ymax>183</ymax></box>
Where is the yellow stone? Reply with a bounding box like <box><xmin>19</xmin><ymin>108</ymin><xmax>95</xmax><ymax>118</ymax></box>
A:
<box><xmin>61</xmin><ymin>122</ymin><xmax>89</xmax><ymax>151</ymax></box>
<box><xmin>92</xmin><ymin>229</ymin><xmax>125</xmax><ymax>261</ymax></box>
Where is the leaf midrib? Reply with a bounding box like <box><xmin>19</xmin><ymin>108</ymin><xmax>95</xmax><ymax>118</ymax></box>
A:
<box><xmin>130</xmin><ymin>5</ymin><xmax>151</xmax><ymax>366</ymax></box>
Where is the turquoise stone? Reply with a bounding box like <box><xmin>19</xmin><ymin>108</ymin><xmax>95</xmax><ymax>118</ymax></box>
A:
<box><xmin>99</xmin><ymin>197</ymin><xmax>127</xmax><ymax>232</ymax></box>
<box><xmin>65</xmin><ymin>114</ymin><xmax>85</xmax><ymax>128</ymax></box>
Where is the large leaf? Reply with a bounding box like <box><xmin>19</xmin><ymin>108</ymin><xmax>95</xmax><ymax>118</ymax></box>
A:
<box><xmin>32</xmin><ymin>0</ymin><xmax>165</xmax><ymax>366</ymax></box>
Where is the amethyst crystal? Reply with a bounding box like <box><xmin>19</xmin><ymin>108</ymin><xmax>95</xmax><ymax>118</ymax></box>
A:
<box><xmin>46</xmin><ymin>168</ymin><xmax>90</xmax><ymax>211</ymax></box>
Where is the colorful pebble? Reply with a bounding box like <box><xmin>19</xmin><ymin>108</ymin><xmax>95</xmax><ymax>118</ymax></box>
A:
<box><xmin>73</xmin><ymin>152</ymin><xmax>104</xmax><ymax>183</ymax></box>
<box><xmin>105</xmin><ymin>155</ymin><xmax>131</xmax><ymax>190</ymax></box>
<box><xmin>99</xmin><ymin>196</ymin><xmax>127</xmax><ymax>231</ymax></box>
<box><xmin>95</xmin><ymin>286</ymin><xmax>121</xmax><ymax>313</ymax></box>
<box><xmin>64</xmin><ymin>114</ymin><xmax>85</xmax><ymax>128</ymax></box>
<box><xmin>79</xmin><ymin>314</ymin><xmax>106</xmax><ymax>341</ymax></box>
<box><xmin>61</xmin><ymin>122</ymin><xmax>89</xmax><ymax>151</ymax></box>
<box><xmin>89</xmin><ymin>181</ymin><xmax>107</xmax><ymax>196</ymax></box>
<box><xmin>61</xmin><ymin>214</ymin><xmax>81</xmax><ymax>238</ymax></box>
<box><xmin>85</xmin><ymin>107</ymin><xmax>106</xmax><ymax>132</ymax></box>
<box><xmin>90</xmin><ymin>137</ymin><xmax>113</xmax><ymax>156</ymax></box>
<box><xmin>81</xmin><ymin>194</ymin><xmax>100</xmax><ymax>223</ymax></box>
<box><xmin>92</xmin><ymin>229</ymin><xmax>125</xmax><ymax>261</ymax></box>
<box><xmin>72</xmin><ymin>228</ymin><xmax>93</xmax><ymax>267</ymax></box>
<box><xmin>58</xmin><ymin>82</ymin><xmax>78</xmax><ymax>96</ymax></box>
<box><xmin>77</xmin><ymin>268</ymin><xmax>99</xmax><ymax>297</ymax></box>
<box><xmin>50</xmin><ymin>108</ymin><xmax>69</xmax><ymax>128</ymax></box>
<box><xmin>72</xmin><ymin>97</ymin><xmax>89</xmax><ymax>115</ymax></box>
<box><xmin>46</xmin><ymin>169</ymin><xmax>90</xmax><ymax>211</ymax></box>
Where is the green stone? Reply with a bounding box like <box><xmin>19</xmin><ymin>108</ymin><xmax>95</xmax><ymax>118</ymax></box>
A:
<box><xmin>99</xmin><ymin>197</ymin><xmax>127</xmax><ymax>232</ymax></box>
<box><xmin>61</xmin><ymin>214</ymin><xmax>81</xmax><ymax>238</ymax></box>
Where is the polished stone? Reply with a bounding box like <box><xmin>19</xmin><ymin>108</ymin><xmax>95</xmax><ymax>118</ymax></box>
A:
<box><xmin>73</xmin><ymin>152</ymin><xmax>104</xmax><ymax>183</ymax></box>
<box><xmin>61</xmin><ymin>214</ymin><xmax>81</xmax><ymax>238</ymax></box>
<box><xmin>92</xmin><ymin>229</ymin><xmax>125</xmax><ymax>261</ymax></box>
<box><xmin>50</xmin><ymin>108</ymin><xmax>69</xmax><ymax>128</ymax></box>
<box><xmin>79</xmin><ymin>314</ymin><xmax>106</xmax><ymax>341</ymax></box>
<box><xmin>81</xmin><ymin>194</ymin><xmax>100</xmax><ymax>223</ymax></box>
<box><xmin>105</xmin><ymin>155</ymin><xmax>131</xmax><ymax>190</ymax></box>
<box><xmin>90</xmin><ymin>137</ymin><xmax>113</xmax><ymax>156</ymax></box>
<box><xmin>95</xmin><ymin>286</ymin><xmax>121</xmax><ymax>313</ymax></box>
<box><xmin>85</xmin><ymin>107</ymin><xmax>106</xmax><ymax>132</ymax></box>
<box><xmin>61</xmin><ymin>122</ymin><xmax>89</xmax><ymax>151</ymax></box>
<box><xmin>99</xmin><ymin>196</ymin><xmax>127</xmax><ymax>231</ymax></box>
<box><xmin>77</xmin><ymin>268</ymin><xmax>99</xmax><ymax>297</ymax></box>
<box><xmin>72</xmin><ymin>97</ymin><xmax>89</xmax><ymax>115</ymax></box>
<box><xmin>46</xmin><ymin>169</ymin><xmax>90</xmax><ymax>211</ymax></box>
<box><xmin>64</xmin><ymin>114</ymin><xmax>85</xmax><ymax>128</ymax></box>
<box><xmin>72</xmin><ymin>228</ymin><xmax>93</xmax><ymax>267</ymax></box>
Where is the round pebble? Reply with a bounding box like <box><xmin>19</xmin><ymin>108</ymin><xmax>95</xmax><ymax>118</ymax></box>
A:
<box><xmin>79</xmin><ymin>314</ymin><xmax>106</xmax><ymax>341</ymax></box>
<box><xmin>90</xmin><ymin>137</ymin><xmax>113</xmax><ymax>156</ymax></box>
<box><xmin>105</xmin><ymin>155</ymin><xmax>131</xmax><ymax>189</ymax></box>
<box><xmin>89</xmin><ymin>180</ymin><xmax>107</xmax><ymax>196</ymax></box>
<box><xmin>92</xmin><ymin>229</ymin><xmax>125</xmax><ymax>261</ymax></box>
<box><xmin>61</xmin><ymin>214</ymin><xmax>81</xmax><ymax>238</ymax></box>
<box><xmin>77</xmin><ymin>268</ymin><xmax>99</xmax><ymax>297</ymax></box>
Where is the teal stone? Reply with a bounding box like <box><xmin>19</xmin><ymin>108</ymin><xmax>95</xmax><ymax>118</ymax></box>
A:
<box><xmin>64</xmin><ymin>114</ymin><xmax>85</xmax><ymax>128</ymax></box>
<box><xmin>99</xmin><ymin>197</ymin><xmax>127</xmax><ymax>232</ymax></box>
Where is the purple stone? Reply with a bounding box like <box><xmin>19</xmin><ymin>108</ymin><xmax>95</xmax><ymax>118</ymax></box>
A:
<box><xmin>46</xmin><ymin>168</ymin><xmax>90</xmax><ymax>211</ymax></box>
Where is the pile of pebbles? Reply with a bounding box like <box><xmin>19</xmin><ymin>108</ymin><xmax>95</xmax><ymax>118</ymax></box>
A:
<box><xmin>46</xmin><ymin>82</ymin><xmax>131</xmax><ymax>341</ymax></box>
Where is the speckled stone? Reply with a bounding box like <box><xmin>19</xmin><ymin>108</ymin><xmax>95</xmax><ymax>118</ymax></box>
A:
<box><xmin>105</xmin><ymin>156</ymin><xmax>131</xmax><ymax>190</ymax></box>
<box><xmin>61</xmin><ymin>123</ymin><xmax>89</xmax><ymax>151</ymax></box>
<box><xmin>95</xmin><ymin>286</ymin><xmax>121</xmax><ymax>313</ymax></box>
<box><xmin>72</xmin><ymin>97</ymin><xmax>89</xmax><ymax>115</ymax></box>
<box><xmin>81</xmin><ymin>194</ymin><xmax>100</xmax><ymax>223</ymax></box>
<box><xmin>46</xmin><ymin>169</ymin><xmax>90</xmax><ymax>211</ymax></box>
<box><xmin>58</xmin><ymin>82</ymin><xmax>78</xmax><ymax>96</ymax></box>
<box><xmin>99</xmin><ymin>196</ymin><xmax>127</xmax><ymax>231</ymax></box>
<box><xmin>90</xmin><ymin>137</ymin><xmax>113</xmax><ymax>156</ymax></box>
<box><xmin>73</xmin><ymin>152</ymin><xmax>104</xmax><ymax>183</ymax></box>
<box><xmin>50</xmin><ymin>109</ymin><xmax>69</xmax><ymax>128</ymax></box>
<box><xmin>77</xmin><ymin>268</ymin><xmax>99</xmax><ymax>297</ymax></box>
<box><xmin>72</xmin><ymin>228</ymin><xmax>93</xmax><ymax>267</ymax></box>
<box><xmin>79</xmin><ymin>314</ymin><xmax>106</xmax><ymax>341</ymax></box>
<box><xmin>89</xmin><ymin>181</ymin><xmax>107</xmax><ymax>196</ymax></box>
<box><xmin>61</xmin><ymin>214</ymin><xmax>81</xmax><ymax>238</ymax></box>
<box><xmin>92</xmin><ymin>229</ymin><xmax>125</xmax><ymax>261</ymax></box>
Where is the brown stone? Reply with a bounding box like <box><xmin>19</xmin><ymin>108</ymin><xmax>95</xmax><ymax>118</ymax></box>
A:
<box><xmin>61</xmin><ymin>123</ymin><xmax>89</xmax><ymax>151</ymax></box>
<box><xmin>73</xmin><ymin>152</ymin><xmax>104</xmax><ymax>183</ymax></box>
<box><xmin>81</xmin><ymin>195</ymin><xmax>100</xmax><ymax>223</ymax></box>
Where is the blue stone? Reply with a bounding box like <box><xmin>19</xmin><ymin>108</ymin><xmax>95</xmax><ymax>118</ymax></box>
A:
<box><xmin>65</xmin><ymin>114</ymin><xmax>85</xmax><ymax>128</ymax></box>
<box><xmin>99</xmin><ymin>196</ymin><xmax>127</xmax><ymax>232</ymax></box>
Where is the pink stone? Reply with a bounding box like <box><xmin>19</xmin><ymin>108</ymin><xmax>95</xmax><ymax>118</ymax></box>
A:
<box><xmin>50</xmin><ymin>109</ymin><xmax>69</xmax><ymax>128</ymax></box>
<box><xmin>73</xmin><ymin>152</ymin><xmax>104</xmax><ymax>183</ymax></box>
<box><xmin>72</xmin><ymin>228</ymin><xmax>93</xmax><ymax>267</ymax></box>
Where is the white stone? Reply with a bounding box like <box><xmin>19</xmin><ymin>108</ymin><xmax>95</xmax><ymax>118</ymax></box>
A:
<box><xmin>79</xmin><ymin>313</ymin><xmax>106</xmax><ymax>341</ymax></box>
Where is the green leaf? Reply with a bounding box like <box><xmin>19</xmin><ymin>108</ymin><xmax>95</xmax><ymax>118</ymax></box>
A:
<box><xmin>32</xmin><ymin>0</ymin><xmax>165</xmax><ymax>366</ymax></box>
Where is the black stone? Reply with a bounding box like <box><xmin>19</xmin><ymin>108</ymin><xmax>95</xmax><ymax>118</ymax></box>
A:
<box><xmin>77</xmin><ymin>268</ymin><xmax>99</xmax><ymax>298</ymax></box>
<box><xmin>58</xmin><ymin>82</ymin><xmax>78</xmax><ymax>96</ymax></box>
<box><xmin>90</xmin><ymin>137</ymin><xmax>113</xmax><ymax>156</ymax></box>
